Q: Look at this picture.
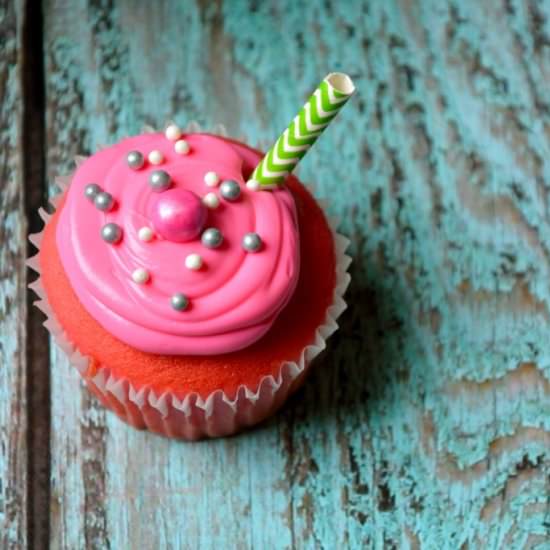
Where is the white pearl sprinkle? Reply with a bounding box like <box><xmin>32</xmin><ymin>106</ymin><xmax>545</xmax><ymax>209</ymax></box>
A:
<box><xmin>185</xmin><ymin>253</ymin><xmax>203</xmax><ymax>271</ymax></box>
<box><xmin>204</xmin><ymin>171</ymin><xmax>220</xmax><ymax>187</ymax></box>
<box><xmin>148</xmin><ymin>150</ymin><xmax>164</xmax><ymax>165</ymax></box>
<box><xmin>174</xmin><ymin>139</ymin><xmax>190</xmax><ymax>155</ymax></box>
<box><xmin>202</xmin><ymin>192</ymin><xmax>220</xmax><ymax>209</ymax></box>
<box><xmin>165</xmin><ymin>124</ymin><xmax>182</xmax><ymax>141</ymax></box>
<box><xmin>246</xmin><ymin>179</ymin><xmax>260</xmax><ymax>191</ymax></box>
<box><xmin>138</xmin><ymin>227</ymin><xmax>154</xmax><ymax>242</ymax></box>
<box><xmin>132</xmin><ymin>268</ymin><xmax>150</xmax><ymax>284</ymax></box>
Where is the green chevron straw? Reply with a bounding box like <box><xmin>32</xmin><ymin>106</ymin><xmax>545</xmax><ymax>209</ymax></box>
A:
<box><xmin>246</xmin><ymin>73</ymin><xmax>355</xmax><ymax>190</ymax></box>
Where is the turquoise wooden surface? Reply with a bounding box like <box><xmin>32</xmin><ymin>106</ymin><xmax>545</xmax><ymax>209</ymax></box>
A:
<box><xmin>1</xmin><ymin>0</ymin><xmax>549</xmax><ymax>548</ymax></box>
<box><xmin>0</xmin><ymin>1</ymin><xmax>28</xmax><ymax>547</ymax></box>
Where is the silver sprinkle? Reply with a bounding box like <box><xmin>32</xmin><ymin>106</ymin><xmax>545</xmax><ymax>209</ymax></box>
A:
<box><xmin>171</xmin><ymin>293</ymin><xmax>189</xmax><ymax>311</ymax></box>
<box><xmin>220</xmin><ymin>180</ymin><xmax>241</xmax><ymax>201</ymax></box>
<box><xmin>127</xmin><ymin>150</ymin><xmax>145</xmax><ymax>170</ymax></box>
<box><xmin>94</xmin><ymin>191</ymin><xmax>115</xmax><ymax>211</ymax></box>
<box><xmin>84</xmin><ymin>183</ymin><xmax>101</xmax><ymax>201</ymax></box>
<box><xmin>242</xmin><ymin>232</ymin><xmax>262</xmax><ymax>252</ymax></box>
<box><xmin>201</xmin><ymin>227</ymin><xmax>223</xmax><ymax>249</ymax></box>
<box><xmin>101</xmin><ymin>223</ymin><xmax>122</xmax><ymax>243</ymax></box>
<box><xmin>149</xmin><ymin>170</ymin><xmax>171</xmax><ymax>192</ymax></box>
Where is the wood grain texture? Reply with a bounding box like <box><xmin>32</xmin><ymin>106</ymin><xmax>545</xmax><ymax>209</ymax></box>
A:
<box><xmin>40</xmin><ymin>0</ymin><xmax>550</xmax><ymax>548</ymax></box>
<box><xmin>0</xmin><ymin>1</ymin><xmax>28</xmax><ymax>548</ymax></box>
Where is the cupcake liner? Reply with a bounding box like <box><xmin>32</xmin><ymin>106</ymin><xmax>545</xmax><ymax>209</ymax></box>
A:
<box><xmin>27</xmin><ymin>124</ymin><xmax>352</xmax><ymax>440</ymax></box>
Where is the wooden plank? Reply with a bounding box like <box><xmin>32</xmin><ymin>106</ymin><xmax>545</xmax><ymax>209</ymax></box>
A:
<box><xmin>0</xmin><ymin>1</ymin><xmax>51</xmax><ymax>547</ymax></box>
<box><xmin>0</xmin><ymin>1</ymin><xmax>28</xmax><ymax>548</ymax></box>
<box><xmin>43</xmin><ymin>2</ymin><xmax>293</xmax><ymax>548</ymax></box>
<box><xmin>43</xmin><ymin>0</ymin><xmax>550</xmax><ymax>548</ymax></box>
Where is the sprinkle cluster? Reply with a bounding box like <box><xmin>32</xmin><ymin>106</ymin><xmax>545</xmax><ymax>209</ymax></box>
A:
<box><xmin>85</xmin><ymin>124</ymin><xmax>264</xmax><ymax>312</ymax></box>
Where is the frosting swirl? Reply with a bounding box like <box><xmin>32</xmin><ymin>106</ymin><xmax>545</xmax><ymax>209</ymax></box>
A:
<box><xmin>56</xmin><ymin>133</ymin><xmax>300</xmax><ymax>355</ymax></box>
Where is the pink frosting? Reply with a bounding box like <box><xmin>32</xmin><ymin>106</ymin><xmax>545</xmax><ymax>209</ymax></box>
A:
<box><xmin>56</xmin><ymin>133</ymin><xmax>300</xmax><ymax>355</ymax></box>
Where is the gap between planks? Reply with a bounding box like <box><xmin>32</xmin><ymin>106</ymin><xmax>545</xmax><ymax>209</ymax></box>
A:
<box><xmin>22</xmin><ymin>0</ymin><xmax>51</xmax><ymax>548</ymax></box>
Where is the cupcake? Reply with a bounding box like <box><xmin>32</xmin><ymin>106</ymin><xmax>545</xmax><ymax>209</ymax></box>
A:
<box><xmin>29</xmin><ymin>74</ymin><xmax>354</xmax><ymax>440</ymax></box>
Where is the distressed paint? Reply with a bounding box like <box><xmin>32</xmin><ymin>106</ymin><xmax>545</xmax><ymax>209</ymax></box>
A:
<box><xmin>0</xmin><ymin>1</ymin><xmax>29</xmax><ymax>548</ymax></box>
<box><xmin>36</xmin><ymin>0</ymin><xmax>550</xmax><ymax>548</ymax></box>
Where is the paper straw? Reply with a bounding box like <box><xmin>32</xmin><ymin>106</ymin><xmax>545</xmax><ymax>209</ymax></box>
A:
<box><xmin>247</xmin><ymin>73</ymin><xmax>355</xmax><ymax>190</ymax></box>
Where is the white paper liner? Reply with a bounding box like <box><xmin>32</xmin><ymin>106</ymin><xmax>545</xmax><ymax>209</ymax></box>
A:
<box><xmin>27</xmin><ymin>123</ymin><xmax>352</xmax><ymax>440</ymax></box>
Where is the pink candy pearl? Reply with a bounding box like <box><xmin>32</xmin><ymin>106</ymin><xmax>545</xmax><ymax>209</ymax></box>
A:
<box><xmin>150</xmin><ymin>189</ymin><xmax>207</xmax><ymax>242</ymax></box>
